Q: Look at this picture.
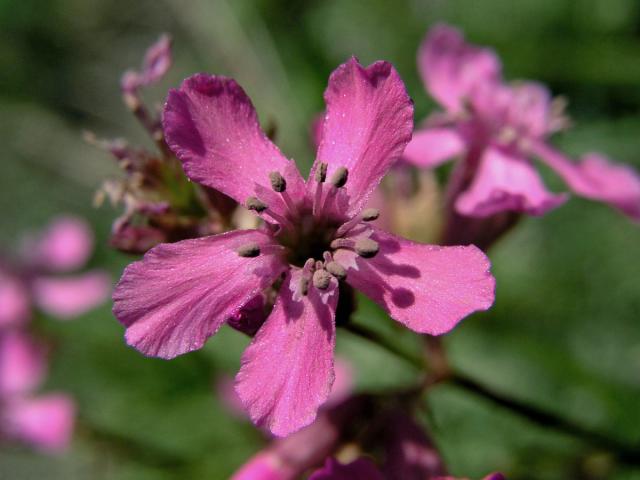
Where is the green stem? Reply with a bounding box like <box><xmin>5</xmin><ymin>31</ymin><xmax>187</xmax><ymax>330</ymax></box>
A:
<box><xmin>346</xmin><ymin>321</ymin><xmax>640</xmax><ymax>465</ymax></box>
<box><xmin>344</xmin><ymin>322</ymin><xmax>423</xmax><ymax>370</ymax></box>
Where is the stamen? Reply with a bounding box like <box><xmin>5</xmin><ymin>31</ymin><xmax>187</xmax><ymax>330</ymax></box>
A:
<box><xmin>361</xmin><ymin>208</ymin><xmax>379</xmax><ymax>221</ymax></box>
<box><xmin>315</xmin><ymin>163</ymin><xmax>328</xmax><ymax>183</ymax></box>
<box><xmin>269</xmin><ymin>171</ymin><xmax>297</xmax><ymax>216</ymax></box>
<box><xmin>299</xmin><ymin>258</ymin><xmax>316</xmax><ymax>297</ymax></box>
<box><xmin>312</xmin><ymin>269</ymin><xmax>332</xmax><ymax>290</ymax></box>
<box><xmin>355</xmin><ymin>238</ymin><xmax>379</xmax><ymax>258</ymax></box>
<box><xmin>329</xmin><ymin>167</ymin><xmax>349</xmax><ymax>188</ymax></box>
<box><xmin>269</xmin><ymin>171</ymin><xmax>287</xmax><ymax>192</ymax></box>
<box><xmin>299</xmin><ymin>275</ymin><xmax>310</xmax><ymax>296</ymax></box>
<box><xmin>335</xmin><ymin>208</ymin><xmax>380</xmax><ymax>238</ymax></box>
<box><xmin>303</xmin><ymin>258</ymin><xmax>316</xmax><ymax>273</ymax></box>
<box><xmin>246</xmin><ymin>196</ymin><xmax>267</xmax><ymax>213</ymax></box>
<box><xmin>237</xmin><ymin>242</ymin><xmax>260</xmax><ymax>258</ymax></box>
<box><xmin>330</xmin><ymin>238</ymin><xmax>355</xmax><ymax>250</ymax></box>
<box><xmin>313</xmin><ymin>163</ymin><xmax>328</xmax><ymax>216</ymax></box>
<box><xmin>247</xmin><ymin>196</ymin><xmax>294</xmax><ymax>230</ymax></box>
<box><xmin>326</xmin><ymin>261</ymin><xmax>346</xmax><ymax>280</ymax></box>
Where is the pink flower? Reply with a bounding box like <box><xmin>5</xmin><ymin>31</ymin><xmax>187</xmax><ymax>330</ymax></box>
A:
<box><xmin>0</xmin><ymin>271</ymin><xmax>30</xmax><ymax>328</ymax></box>
<box><xmin>31</xmin><ymin>216</ymin><xmax>94</xmax><ymax>272</ymax></box>
<box><xmin>309</xmin><ymin>457</ymin><xmax>384</xmax><ymax>480</ymax></box>
<box><xmin>113</xmin><ymin>57</ymin><xmax>496</xmax><ymax>436</ymax></box>
<box><xmin>7</xmin><ymin>216</ymin><xmax>111</xmax><ymax>321</ymax></box>
<box><xmin>405</xmin><ymin>24</ymin><xmax>640</xmax><ymax>221</ymax></box>
<box><xmin>0</xmin><ymin>331</ymin><xmax>75</xmax><ymax>453</ymax></box>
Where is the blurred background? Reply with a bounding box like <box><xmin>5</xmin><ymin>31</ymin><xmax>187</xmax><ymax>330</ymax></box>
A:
<box><xmin>1</xmin><ymin>0</ymin><xmax>640</xmax><ymax>478</ymax></box>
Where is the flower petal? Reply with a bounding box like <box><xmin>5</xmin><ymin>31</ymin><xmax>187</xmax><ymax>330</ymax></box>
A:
<box><xmin>310</xmin><ymin>457</ymin><xmax>384</xmax><ymax>480</ymax></box>
<box><xmin>32</xmin><ymin>216</ymin><xmax>93</xmax><ymax>272</ymax></box>
<box><xmin>456</xmin><ymin>146</ymin><xmax>567</xmax><ymax>217</ymax></box>
<box><xmin>2</xmin><ymin>394</ymin><xmax>75</xmax><ymax>453</ymax></box>
<box><xmin>0</xmin><ymin>272</ymin><xmax>30</xmax><ymax>328</ymax></box>
<box><xmin>470</xmin><ymin>81</ymin><xmax>554</xmax><ymax>139</ymax></box>
<box><xmin>334</xmin><ymin>227</ymin><xmax>495</xmax><ymax>335</ymax></box>
<box><xmin>113</xmin><ymin>230</ymin><xmax>286</xmax><ymax>359</ymax></box>
<box><xmin>163</xmin><ymin>74</ymin><xmax>305</xmax><ymax>213</ymax></box>
<box><xmin>419</xmin><ymin>24</ymin><xmax>501</xmax><ymax>113</ymax></box>
<box><xmin>311</xmin><ymin>58</ymin><xmax>414</xmax><ymax>215</ymax></box>
<box><xmin>534</xmin><ymin>144</ymin><xmax>640</xmax><ymax>221</ymax></box>
<box><xmin>402</xmin><ymin>127</ymin><xmax>465</xmax><ymax>168</ymax></box>
<box><xmin>235</xmin><ymin>270</ymin><xmax>337</xmax><ymax>437</ymax></box>
<box><xmin>0</xmin><ymin>331</ymin><xmax>46</xmax><ymax>398</ymax></box>
<box><xmin>32</xmin><ymin>271</ymin><xmax>111</xmax><ymax>320</ymax></box>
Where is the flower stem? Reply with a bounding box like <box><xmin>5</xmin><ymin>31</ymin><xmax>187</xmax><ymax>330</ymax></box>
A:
<box><xmin>343</xmin><ymin>322</ymin><xmax>424</xmax><ymax>370</ymax></box>
<box><xmin>346</xmin><ymin>321</ymin><xmax>640</xmax><ymax>465</ymax></box>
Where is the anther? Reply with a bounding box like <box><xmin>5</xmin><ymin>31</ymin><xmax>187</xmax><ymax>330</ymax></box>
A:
<box><xmin>361</xmin><ymin>208</ymin><xmax>380</xmax><ymax>222</ymax></box>
<box><xmin>355</xmin><ymin>238</ymin><xmax>379</xmax><ymax>258</ymax></box>
<box><xmin>326</xmin><ymin>261</ymin><xmax>347</xmax><ymax>280</ymax></box>
<box><xmin>312</xmin><ymin>269</ymin><xmax>332</xmax><ymax>290</ymax></box>
<box><xmin>246</xmin><ymin>196</ymin><xmax>267</xmax><ymax>213</ymax></box>
<box><xmin>315</xmin><ymin>163</ymin><xmax>328</xmax><ymax>183</ymax></box>
<box><xmin>330</xmin><ymin>238</ymin><xmax>354</xmax><ymax>250</ymax></box>
<box><xmin>269</xmin><ymin>171</ymin><xmax>287</xmax><ymax>193</ymax></box>
<box><xmin>237</xmin><ymin>242</ymin><xmax>261</xmax><ymax>258</ymax></box>
<box><xmin>299</xmin><ymin>276</ymin><xmax>310</xmax><ymax>296</ymax></box>
<box><xmin>329</xmin><ymin>166</ymin><xmax>349</xmax><ymax>188</ymax></box>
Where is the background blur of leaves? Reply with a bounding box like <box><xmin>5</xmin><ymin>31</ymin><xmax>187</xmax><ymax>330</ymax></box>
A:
<box><xmin>1</xmin><ymin>0</ymin><xmax>639</xmax><ymax>479</ymax></box>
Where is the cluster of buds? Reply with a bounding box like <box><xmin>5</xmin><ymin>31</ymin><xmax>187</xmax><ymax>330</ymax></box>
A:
<box><xmin>89</xmin><ymin>35</ymin><xmax>242</xmax><ymax>254</ymax></box>
<box><xmin>0</xmin><ymin>216</ymin><xmax>110</xmax><ymax>452</ymax></box>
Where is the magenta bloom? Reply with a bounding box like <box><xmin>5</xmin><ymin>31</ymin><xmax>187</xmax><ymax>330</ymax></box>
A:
<box><xmin>0</xmin><ymin>331</ymin><xmax>75</xmax><ymax>453</ymax></box>
<box><xmin>404</xmin><ymin>24</ymin><xmax>640</xmax><ymax>220</ymax></box>
<box><xmin>113</xmin><ymin>58</ymin><xmax>495</xmax><ymax>436</ymax></box>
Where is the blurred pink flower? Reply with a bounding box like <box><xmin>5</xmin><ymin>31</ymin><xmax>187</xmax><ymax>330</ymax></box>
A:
<box><xmin>32</xmin><ymin>272</ymin><xmax>111</xmax><ymax>320</ymax></box>
<box><xmin>405</xmin><ymin>24</ymin><xmax>640</xmax><ymax>221</ymax></box>
<box><xmin>4</xmin><ymin>216</ymin><xmax>111</xmax><ymax>321</ymax></box>
<box><xmin>310</xmin><ymin>457</ymin><xmax>384</xmax><ymax>480</ymax></box>
<box><xmin>1</xmin><ymin>394</ymin><xmax>75</xmax><ymax>453</ymax></box>
<box><xmin>0</xmin><ymin>331</ymin><xmax>46</xmax><ymax>398</ymax></box>
<box><xmin>113</xmin><ymin>57</ymin><xmax>495</xmax><ymax>437</ymax></box>
<box><xmin>231</xmin><ymin>452</ymin><xmax>291</xmax><ymax>480</ymax></box>
<box><xmin>0</xmin><ymin>272</ymin><xmax>30</xmax><ymax>328</ymax></box>
<box><xmin>32</xmin><ymin>216</ymin><xmax>93</xmax><ymax>272</ymax></box>
<box><xmin>0</xmin><ymin>331</ymin><xmax>75</xmax><ymax>453</ymax></box>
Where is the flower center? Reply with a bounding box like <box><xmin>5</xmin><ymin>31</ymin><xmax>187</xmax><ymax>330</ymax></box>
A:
<box><xmin>238</xmin><ymin>164</ymin><xmax>380</xmax><ymax>296</ymax></box>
